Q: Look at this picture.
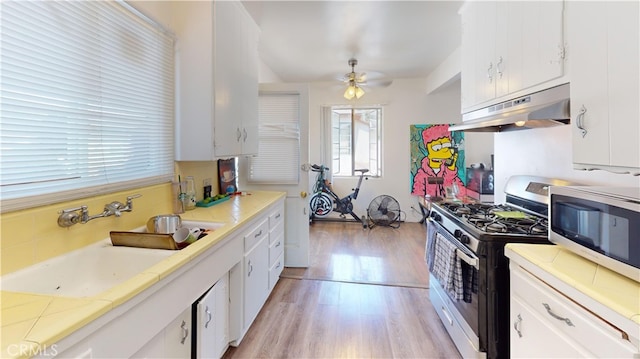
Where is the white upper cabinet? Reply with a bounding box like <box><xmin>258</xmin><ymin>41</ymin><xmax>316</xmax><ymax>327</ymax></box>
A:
<box><xmin>174</xmin><ymin>1</ymin><xmax>259</xmax><ymax>160</ymax></box>
<box><xmin>569</xmin><ymin>1</ymin><xmax>640</xmax><ymax>174</ymax></box>
<box><xmin>213</xmin><ymin>1</ymin><xmax>259</xmax><ymax>157</ymax></box>
<box><xmin>461</xmin><ymin>1</ymin><xmax>565</xmax><ymax>113</ymax></box>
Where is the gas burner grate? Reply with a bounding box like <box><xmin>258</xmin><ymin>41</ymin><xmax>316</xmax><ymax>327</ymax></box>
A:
<box><xmin>457</xmin><ymin>207</ymin><xmax>549</xmax><ymax>235</ymax></box>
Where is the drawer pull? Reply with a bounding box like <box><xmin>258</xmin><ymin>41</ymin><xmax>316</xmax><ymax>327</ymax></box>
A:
<box><xmin>513</xmin><ymin>314</ymin><xmax>523</xmax><ymax>338</ymax></box>
<box><xmin>276</xmin><ymin>241</ymin><xmax>281</xmax><ymax>248</ymax></box>
<box><xmin>576</xmin><ymin>105</ymin><xmax>587</xmax><ymax>138</ymax></box>
<box><xmin>180</xmin><ymin>320</ymin><xmax>189</xmax><ymax>344</ymax></box>
<box><xmin>542</xmin><ymin>303</ymin><xmax>574</xmax><ymax>327</ymax></box>
<box><xmin>276</xmin><ymin>261</ymin><xmax>281</xmax><ymax>269</ymax></box>
<box><xmin>205</xmin><ymin>306</ymin><xmax>212</xmax><ymax>328</ymax></box>
<box><xmin>255</xmin><ymin>229</ymin><xmax>263</xmax><ymax>238</ymax></box>
<box><xmin>275</xmin><ymin>213</ymin><xmax>281</xmax><ymax>219</ymax></box>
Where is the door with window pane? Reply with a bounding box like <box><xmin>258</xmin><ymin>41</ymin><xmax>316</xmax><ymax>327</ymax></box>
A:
<box><xmin>238</xmin><ymin>84</ymin><xmax>310</xmax><ymax>267</ymax></box>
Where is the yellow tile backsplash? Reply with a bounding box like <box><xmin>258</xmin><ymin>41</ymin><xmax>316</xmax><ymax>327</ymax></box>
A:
<box><xmin>0</xmin><ymin>160</ymin><xmax>223</xmax><ymax>276</ymax></box>
<box><xmin>1</xmin><ymin>183</ymin><xmax>174</xmax><ymax>275</ymax></box>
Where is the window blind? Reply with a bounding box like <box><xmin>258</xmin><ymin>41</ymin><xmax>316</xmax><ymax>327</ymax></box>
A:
<box><xmin>249</xmin><ymin>94</ymin><xmax>300</xmax><ymax>184</ymax></box>
<box><xmin>0</xmin><ymin>1</ymin><xmax>175</xmax><ymax>212</ymax></box>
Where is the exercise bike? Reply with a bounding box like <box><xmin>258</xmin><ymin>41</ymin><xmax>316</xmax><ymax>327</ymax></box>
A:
<box><xmin>309</xmin><ymin>164</ymin><xmax>368</xmax><ymax>227</ymax></box>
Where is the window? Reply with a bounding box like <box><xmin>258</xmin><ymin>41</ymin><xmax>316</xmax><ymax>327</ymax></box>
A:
<box><xmin>0</xmin><ymin>1</ymin><xmax>175</xmax><ymax>212</ymax></box>
<box><xmin>330</xmin><ymin>107</ymin><xmax>381</xmax><ymax>177</ymax></box>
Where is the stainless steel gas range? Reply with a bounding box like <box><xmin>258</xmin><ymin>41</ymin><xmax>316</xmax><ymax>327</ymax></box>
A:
<box><xmin>425</xmin><ymin>175</ymin><xmax>576</xmax><ymax>359</ymax></box>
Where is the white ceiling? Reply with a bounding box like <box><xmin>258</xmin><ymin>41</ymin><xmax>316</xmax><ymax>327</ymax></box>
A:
<box><xmin>242</xmin><ymin>1</ymin><xmax>463</xmax><ymax>84</ymax></box>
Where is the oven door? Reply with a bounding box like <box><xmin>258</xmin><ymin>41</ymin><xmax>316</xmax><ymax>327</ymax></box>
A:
<box><xmin>426</xmin><ymin>218</ymin><xmax>484</xmax><ymax>358</ymax></box>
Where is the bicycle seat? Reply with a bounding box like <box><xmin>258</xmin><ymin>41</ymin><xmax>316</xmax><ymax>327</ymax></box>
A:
<box><xmin>354</xmin><ymin>168</ymin><xmax>369</xmax><ymax>174</ymax></box>
<box><xmin>311</xmin><ymin>164</ymin><xmax>328</xmax><ymax>172</ymax></box>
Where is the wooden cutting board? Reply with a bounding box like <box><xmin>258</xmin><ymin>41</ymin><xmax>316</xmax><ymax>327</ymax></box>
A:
<box><xmin>110</xmin><ymin>231</ymin><xmax>178</xmax><ymax>250</ymax></box>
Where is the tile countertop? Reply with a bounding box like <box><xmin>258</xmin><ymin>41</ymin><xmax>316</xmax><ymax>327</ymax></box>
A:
<box><xmin>1</xmin><ymin>191</ymin><xmax>286</xmax><ymax>359</ymax></box>
<box><xmin>504</xmin><ymin>243</ymin><xmax>640</xmax><ymax>327</ymax></box>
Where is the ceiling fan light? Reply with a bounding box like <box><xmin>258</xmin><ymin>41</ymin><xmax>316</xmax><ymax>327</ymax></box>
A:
<box><xmin>344</xmin><ymin>84</ymin><xmax>356</xmax><ymax>100</ymax></box>
<box><xmin>355</xmin><ymin>85</ymin><xmax>365</xmax><ymax>99</ymax></box>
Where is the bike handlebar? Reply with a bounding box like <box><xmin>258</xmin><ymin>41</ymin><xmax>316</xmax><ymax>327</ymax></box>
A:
<box><xmin>312</xmin><ymin>164</ymin><xmax>370</xmax><ymax>176</ymax></box>
<box><xmin>311</xmin><ymin>164</ymin><xmax>328</xmax><ymax>172</ymax></box>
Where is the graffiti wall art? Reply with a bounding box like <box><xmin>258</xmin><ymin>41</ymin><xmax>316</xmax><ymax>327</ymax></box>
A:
<box><xmin>410</xmin><ymin>124</ymin><xmax>466</xmax><ymax>198</ymax></box>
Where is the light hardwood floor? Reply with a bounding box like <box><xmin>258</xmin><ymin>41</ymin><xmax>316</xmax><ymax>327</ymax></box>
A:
<box><xmin>223</xmin><ymin>221</ymin><xmax>461</xmax><ymax>358</ymax></box>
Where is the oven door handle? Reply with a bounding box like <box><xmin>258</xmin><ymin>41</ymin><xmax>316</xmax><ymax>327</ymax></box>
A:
<box><xmin>456</xmin><ymin>248</ymin><xmax>479</xmax><ymax>270</ymax></box>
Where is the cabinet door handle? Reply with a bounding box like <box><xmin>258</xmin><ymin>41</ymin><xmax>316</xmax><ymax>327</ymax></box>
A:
<box><xmin>513</xmin><ymin>314</ymin><xmax>523</xmax><ymax>338</ymax></box>
<box><xmin>236</xmin><ymin>127</ymin><xmax>242</xmax><ymax>142</ymax></box>
<box><xmin>248</xmin><ymin>260</ymin><xmax>253</xmax><ymax>277</ymax></box>
<box><xmin>180</xmin><ymin>320</ymin><xmax>189</xmax><ymax>344</ymax></box>
<box><xmin>243</xmin><ymin>128</ymin><xmax>248</xmax><ymax>142</ymax></box>
<box><xmin>276</xmin><ymin>241</ymin><xmax>281</xmax><ymax>248</ymax></box>
<box><xmin>576</xmin><ymin>105</ymin><xmax>587</xmax><ymax>138</ymax></box>
<box><xmin>205</xmin><ymin>306</ymin><xmax>212</xmax><ymax>328</ymax></box>
<box><xmin>542</xmin><ymin>303</ymin><xmax>574</xmax><ymax>327</ymax></box>
<box><xmin>496</xmin><ymin>56</ymin><xmax>503</xmax><ymax>79</ymax></box>
<box><xmin>487</xmin><ymin>62</ymin><xmax>493</xmax><ymax>83</ymax></box>
<box><xmin>275</xmin><ymin>261</ymin><xmax>281</xmax><ymax>269</ymax></box>
<box><xmin>275</xmin><ymin>213</ymin><xmax>281</xmax><ymax>219</ymax></box>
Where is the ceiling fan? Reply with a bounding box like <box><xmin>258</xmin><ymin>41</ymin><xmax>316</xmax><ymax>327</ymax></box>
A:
<box><xmin>340</xmin><ymin>58</ymin><xmax>391</xmax><ymax>100</ymax></box>
<box><xmin>342</xmin><ymin>58</ymin><xmax>366</xmax><ymax>100</ymax></box>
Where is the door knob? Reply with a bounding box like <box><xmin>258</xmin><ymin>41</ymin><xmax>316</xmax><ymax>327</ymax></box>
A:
<box><xmin>300</xmin><ymin>191</ymin><xmax>307</xmax><ymax>198</ymax></box>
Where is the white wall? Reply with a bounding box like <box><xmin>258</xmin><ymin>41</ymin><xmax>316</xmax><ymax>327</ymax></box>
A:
<box><xmin>127</xmin><ymin>1</ymin><xmax>173</xmax><ymax>29</ymax></box>
<box><xmin>494</xmin><ymin>125</ymin><xmax>640</xmax><ymax>203</ymax></box>
<box><xmin>308</xmin><ymin>78</ymin><xmax>493</xmax><ymax>222</ymax></box>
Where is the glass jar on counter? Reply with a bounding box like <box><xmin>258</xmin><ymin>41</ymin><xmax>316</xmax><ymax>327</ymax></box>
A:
<box><xmin>184</xmin><ymin>176</ymin><xmax>196</xmax><ymax>210</ymax></box>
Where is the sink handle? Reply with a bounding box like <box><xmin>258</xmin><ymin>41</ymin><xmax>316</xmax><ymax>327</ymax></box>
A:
<box><xmin>57</xmin><ymin>206</ymin><xmax>88</xmax><ymax>227</ymax></box>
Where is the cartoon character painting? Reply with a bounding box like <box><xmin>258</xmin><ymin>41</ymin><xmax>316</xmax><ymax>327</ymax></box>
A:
<box><xmin>410</xmin><ymin>124</ymin><xmax>465</xmax><ymax>198</ymax></box>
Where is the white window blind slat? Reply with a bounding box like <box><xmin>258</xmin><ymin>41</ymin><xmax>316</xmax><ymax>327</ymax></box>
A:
<box><xmin>249</xmin><ymin>94</ymin><xmax>300</xmax><ymax>184</ymax></box>
<box><xmin>0</xmin><ymin>1</ymin><xmax>175</xmax><ymax>212</ymax></box>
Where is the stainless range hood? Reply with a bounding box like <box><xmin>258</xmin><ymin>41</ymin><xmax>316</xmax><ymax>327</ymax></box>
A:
<box><xmin>450</xmin><ymin>83</ymin><xmax>570</xmax><ymax>132</ymax></box>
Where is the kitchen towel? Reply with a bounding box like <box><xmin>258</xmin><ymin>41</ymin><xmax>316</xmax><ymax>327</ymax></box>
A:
<box><xmin>461</xmin><ymin>261</ymin><xmax>478</xmax><ymax>303</ymax></box>
<box><xmin>425</xmin><ymin>221</ymin><xmax>438</xmax><ymax>272</ymax></box>
<box><xmin>431</xmin><ymin>233</ymin><xmax>464</xmax><ymax>301</ymax></box>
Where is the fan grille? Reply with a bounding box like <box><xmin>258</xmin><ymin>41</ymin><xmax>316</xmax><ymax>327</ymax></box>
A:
<box><xmin>367</xmin><ymin>195</ymin><xmax>401</xmax><ymax>227</ymax></box>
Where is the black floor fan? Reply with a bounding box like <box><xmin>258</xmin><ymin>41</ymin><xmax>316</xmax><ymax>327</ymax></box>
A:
<box><xmin>367</xmin><ymin>195</ymin><xmax>401</xmax><ymax>228</ymax></box>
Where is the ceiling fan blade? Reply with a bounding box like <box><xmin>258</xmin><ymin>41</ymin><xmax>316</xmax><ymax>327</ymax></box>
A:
<box><xmin>364</xmin><ymin>79</ymin><xmax>393</xmax><ymax>88</ymax></box>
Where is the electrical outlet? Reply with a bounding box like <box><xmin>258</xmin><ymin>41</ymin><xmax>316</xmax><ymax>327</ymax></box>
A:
<box><xmin>203</xmin><ymin>178</ymin><xmax>212</xmax><ymax>187</ymax></box>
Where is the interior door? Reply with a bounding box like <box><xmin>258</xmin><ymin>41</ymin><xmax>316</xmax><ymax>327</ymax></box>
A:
<box><xmin>238</xmin><ymin>83</ymin><xmax>310</xmax><ymax>267</ymax></box>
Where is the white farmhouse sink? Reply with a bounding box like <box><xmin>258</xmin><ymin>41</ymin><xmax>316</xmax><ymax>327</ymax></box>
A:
<box><xmin>0</xmin><ymin>220</ymin><xmax>225</xmax><ymax>297</ymax></box>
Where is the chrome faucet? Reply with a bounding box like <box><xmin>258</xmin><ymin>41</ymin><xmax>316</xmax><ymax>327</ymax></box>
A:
<box><xmin>104</xmin><ymin>201</ymin><xmax>125</xmax><ymax>217</ymax></box>
<box><xmin>57</xmin><ymin>194</ymin><xmax>142</xmax><ymax>227</ymax></box>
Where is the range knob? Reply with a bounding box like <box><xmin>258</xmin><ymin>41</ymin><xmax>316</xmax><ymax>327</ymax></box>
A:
<box><xmin>460</xmin><ymin>234</ymin><xmax>470</xmax><ymax>244</ymax></box>
<box><xmin>429</xmin><ymin>212</ymin><xmax>441</xmax><ymax>222</ymax></box>
<box><xmin>454</xmin><ymin>229</ymin><xmax>462</xmax><ymax>238</ymax></box>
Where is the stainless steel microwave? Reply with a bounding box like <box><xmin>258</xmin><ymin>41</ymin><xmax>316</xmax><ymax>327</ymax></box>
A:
<box><xmin>549</xmin><ymin>186</ymin><xmax>640</xmax><ymax>282</ymax></box>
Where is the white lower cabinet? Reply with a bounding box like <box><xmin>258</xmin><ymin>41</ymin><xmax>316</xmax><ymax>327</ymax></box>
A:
<box><xmin>194</xmin><ymin>273</ymin><xmax>229</xmax><ymax>359</ymax></box>
<box><xmin>268</xmin><ymin>205</ymin><xmax>285</xmax><ymax>291</ymax></box>
<box><xmin>165</xmin><ymin>308</ymin><xmax>193</xmax><ymax>358</ymax></box>
<box><xmin>133</xmin><ymin>306</ymin><xmax>192</xmax><ymax>358</ymax></box>
<box><xmin>242</xmin><ymin>218</ymin><xmax>270</xmax><ymax>331</ymax></box>
<box><xmin>510</xmin><ymin>265</ymin><xmax>638</xmax><ymax>358</ymax></box>
<box><xmin>510</xmin><ymin>295</ymin><xmax>585</xmax><ymax>358</ymax></box>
